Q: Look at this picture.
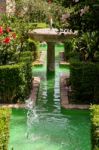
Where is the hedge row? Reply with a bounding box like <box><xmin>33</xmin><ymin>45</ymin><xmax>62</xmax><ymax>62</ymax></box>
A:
<box><xmin>0</xmin><ymin>51</ymin><xmax>32</xmax><ymax>103</ymax></box>
<box><xmin>90</xmin><ymin>105</ymin><xmax>99</xmax><ymax>150</ymax></box>
<box><xmin>0</xmin><ymin>108</ymin><xmax>11</xmax><ymax>150</ymax></box>
<box><xmin>70</xmin><ymin>61</ymin><xmax>99</xmax><ymax>103</ymax></box>
<box><xmin>19</xmin><ymin>51</ymin><xmax>33</xmax><ymax>63</ymax></box>
<box><xmin>19</xmin><ymin>51</ymin><xmax>33</xmax><ymax>97</ymax></box>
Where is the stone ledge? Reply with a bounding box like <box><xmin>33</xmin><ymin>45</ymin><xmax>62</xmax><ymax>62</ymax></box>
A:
<box><xmin>59</xmin><ymin>52</ymin><xmax>70</xmax><ymax>66</ymax></box>
<box><xmin>0</xmin><ymin>77</ymin><xmax>40</xmax><ymax>109</ymax></box>
<box><xmin>32</xmin><ymin>51</ymin><xmax>46</xmax><ymax>66</ymax></box>
<box><xmin>60</xmin><ymin>75</ymin><xmax>90</xmax><ymax>109</ymax></box>
<box><xmin>61</xmin><ymin>104</ymin><xmax>89</xmax><ymax>110</ymax></box>
<box><xmin>30</xmin><ymin>77</ymin><xmax>40</xmax><ymax>106</ymax></box>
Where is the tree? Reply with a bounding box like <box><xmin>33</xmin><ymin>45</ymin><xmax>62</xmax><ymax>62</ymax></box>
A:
<box><xmin>60</xmin><ymin>0</ymin><xmax>99</xmax><ymax>61</ymax></box>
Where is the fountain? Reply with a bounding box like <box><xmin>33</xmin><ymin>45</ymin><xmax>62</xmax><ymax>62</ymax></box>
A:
<box><xmin>29</xmin><ymin>28</ymin><xmax>77</xmax><ymax>72</ymax></box>
<box><xmin>9</xmin><ymin>45</ymin><xmax>91</xmax><ymax>150</ymax></box>
<box><xmin>25</xmin><ymin>98</ymin><xmax>39</xmax><ymax>139</ymax></box>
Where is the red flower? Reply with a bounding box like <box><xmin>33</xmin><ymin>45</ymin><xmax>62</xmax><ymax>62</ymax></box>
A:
<box><xmin>3</xmin><ymin>37</ymin><xmax>10</xmax><ymax>44</ymax></box>
<box><xmin>6</xmin><ymin>27</ymin><xmax>11</xmax><ymax>33</ymax></box>
<box><xmin>48</xmin><ymin>0</ymin><xmax>52</xmax><ymax>4</ymax></box>
<box><xmin>12</xmin><ymin>32</ymin><xmax>16</xmax><ymax>39</ymax></box>
<box><xmin>0</xmin><ymin>26</ymin><xmax>3</xmax><ymax>35</ymax></box>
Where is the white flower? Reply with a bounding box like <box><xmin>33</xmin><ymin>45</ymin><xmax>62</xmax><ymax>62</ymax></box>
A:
<box><xmin>61</xmin><ymin>13</ymin><xmax>70</xmax><ymax>22</ymax></box>
<box><xmin>73</xmin><ymin>0</ymin><xmax>79</xmax><ymax>3</ymax></box>
<box><xmin>80</xmin><ymin>6</ymin><xmax>89</xmax><ymax>16</ymax></box>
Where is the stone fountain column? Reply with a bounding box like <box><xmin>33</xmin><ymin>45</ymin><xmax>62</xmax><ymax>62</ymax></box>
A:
<box><xmin>47</xmin><ymin>42</ymin><xmax>55</xmax><ymax>72</ymax></box>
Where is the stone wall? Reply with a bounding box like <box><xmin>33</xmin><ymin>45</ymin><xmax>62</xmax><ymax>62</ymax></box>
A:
<box><xmin>0</xmin><ymin>0</ymin><xmax>15</xmax><ymax>15</ymax></box>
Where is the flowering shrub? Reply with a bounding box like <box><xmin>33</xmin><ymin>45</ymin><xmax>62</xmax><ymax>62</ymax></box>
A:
<box><xmin>0</xmin><ymin>25</ymin><xmax>18</xmax><ymax>65</ymax></box>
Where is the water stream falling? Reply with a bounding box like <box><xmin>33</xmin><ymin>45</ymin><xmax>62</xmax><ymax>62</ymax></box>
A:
<box><xmin>9</xmin><ymin>44</ymin><xmax>91</xmax><ymax>150</ymax></box>
<box><xmin>25</xmin><ymin>98</ymin><xmax>39</xmax><ymax>139</ymax></box>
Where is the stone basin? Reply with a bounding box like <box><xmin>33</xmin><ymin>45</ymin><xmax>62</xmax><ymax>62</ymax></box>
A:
<box><xmin>29</xmin><ymin>28</ymin><xmax>77</xmax><ymax>72</ymax></box>
<box><xmin>29</xmin><ymin>28</ymin><xmax>77</xmax><ymax>42</ymax></box>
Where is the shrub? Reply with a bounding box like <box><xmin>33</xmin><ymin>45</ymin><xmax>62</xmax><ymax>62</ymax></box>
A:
<box><xmin>0</xmin><ymin>62</ymin><xmax>32</xmax><ymax>103</ymax></box>
<box><xmin>19</xmin><ymin>51</ymin><xmax>33</xmax><ymax>94</ymax></box>
<box><xmin>0</xmin><ymin>108</ymin><xmax>11</xmax><ymax>150</ymax></box>
<box><xmin>70</xmin><ymin>61</ymin><xmax>99</xmax><ymax>103</ymax></box>
<box><xmin>90</xmin><ymin>105</ymin><xmax>99</xmax><ymax>150</ymax></box>
<box><xmin>27</xmin><ymin>39</ymin><xmax>40</xmax><ymax>61</ymax></box>
<box><xmin>64</xmin><ymin>39</ymin><xmax>73</xmax><ymax>61</ymax></box>
<box><xmin>19</xmin><ymin>51</ymin><xmax>33</xmax><ymax>62</ymax></box>
<box><xmin>0</xmin><ymin>24</ymin><xmax>19</xmax><ymax>65</ymax></box>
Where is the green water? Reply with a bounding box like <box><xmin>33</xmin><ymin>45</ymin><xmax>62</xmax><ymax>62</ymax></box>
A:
<box><xmin>9</xmin><ymin>45</ymin><xmax>91</xmax><ymax>150</ymax></box>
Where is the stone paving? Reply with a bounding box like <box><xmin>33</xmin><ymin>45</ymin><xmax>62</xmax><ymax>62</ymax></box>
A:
<box><xmin>60</xmin><ymin>75</ymin><xmax>90</xmax><ymax>109</ymax></box>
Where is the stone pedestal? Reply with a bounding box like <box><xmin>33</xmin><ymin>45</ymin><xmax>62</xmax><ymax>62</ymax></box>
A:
<box><xmin>29</xmin><ymin>28</ymin><xmax>77</xmax><ymax>72</ymax></box>
<box><xmin>47</xmin><ymin>42</ymin><xmax>55</xmax><ymax>72</ymax></box>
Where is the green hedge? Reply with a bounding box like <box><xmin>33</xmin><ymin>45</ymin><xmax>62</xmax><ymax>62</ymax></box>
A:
<box><xmin>0</xmin><ymin>108</ymin><xmax>11</xmax><ymax>150</ymax></box>
<box><xmin>64</xmin><ymin>40</ymin><xmax>73</xmax><ymax>61</ymax></box>
<box><xmin>19</xmin><ymin>51</ymin><xmax>33</xmax><ymax>62</ymax></box>
<box><xmin>19</xmin><ymin>51</ymin><xmax>33</xmax><ymax>98</ymax></box>
<box><xmin>28</xmin><ymin>39</ymin><xmax>40</xmax><ymax>61</ymax></box>
<box><xmin>0</xmin><ymin>63</ymin><xmax>31</xmax><ymax>103</ymax></box>
<box><xmin>70</xmin><ymin>61</ymin><xmax>99</xmax><ymax>103</ymax></box>
<box><xmin>19</xmin><ymin>51</ymin><xmax>33</xmax><ymax>58</ymax></box>
<box><xmin>90</xmin><ymin>105</ymin><xmax>99</xmax><ymax>150</ymax></box>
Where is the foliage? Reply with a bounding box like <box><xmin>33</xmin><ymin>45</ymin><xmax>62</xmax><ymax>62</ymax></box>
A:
<box><xmin>90</xmin><ymin>105</ymin><xmax>99</xmax><ymax>150</ymax></box>
<box><xmin>28</xmin><ymin>39</ymin><xmax>40</xmax><ymax>61</ymax></box>
<box><xmin>0</xmin><ymin>62</ymin><xmax>32</xmax><ymax>103</ymax></box>
<box><xmin>57</xmin><ymin>0</ymin><xmax>99</xmax><ymax>61</ymax></box>
<box><xmin>9</xmin><ymin>17</ymin><xmax>41</xmax><ymax>58</ymax></box>
<box><xmin>64</xmin><ymin>39</ymin><xmax>74</xmax><ymax>61</ymax></box>
<box><xmin>0</xmin><ymin>24</ymin><xmax>19</xmax><ymax>65</ymax></box>
<box><xmin>0</xmin><ymin>108</ymin><xmax>11</xmax><ymax>150</ymax></box>
<box><xmin>15</xmin><ymin>0</ymin><xmax>65</xmax><ymax>25</ymax></box>
<box><xmin>74</xmin><ymin>32</ymin><xmax>99</xmax><ymax>62</ymax></box>
<box><xmin>70</xmin><ymin>61</ymin><xmax>99</xmax><ymax>103</ymax></box>
<box><xmin>47</xmin><ymin>0</ymin><xmax>74</xmax><ymax>8</ymax></box>
<box><xmin>19</xmin><ymin>51</ymin><xmax>33</xmax><ymax>60</ymax></box>
<box><xmin>19</xmin><ymin>51</ymin><xmax>33</xmax><ymax>98</ymax></box>
<box><xmin>68</xmin><ymin>0</ymin><xmax>99</xmax><ymax>33</ymax></box>
<box><xmin>0</xmin><ymin>15</ymin><xmax>40</xmax><ymax>63</ymax></box>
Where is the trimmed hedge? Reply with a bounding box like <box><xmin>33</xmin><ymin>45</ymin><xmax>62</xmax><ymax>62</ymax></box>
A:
<box><xmin>0</xmin><ymin>108</ymin><xmax>11</xmax><ymax>150</ymax></box>
<box><xmin>19</xmin><ymin>51</ymin><xmax>33</xmax><ymax>62</ymax></box>
<box><xmin>64</xmin><ymin>40</ymin><xmax>73</xmax><ymax>61</ymax></box>
<box><xmin>19</xmin><ymin>51</ymin><xmax>33</xmax><ymax>94</ymax></box>
<box><xmin>90</xmin><ymin>105</ymin><xmax>99</xmax><ymax>150</ymax></box>
<box><xmin>70</xmin><ymin>61</ymin><xmax>99</xmax><ymax>103</ymax></box>
<box><xmin>0</xmin><ymin>63</ymin><xmax>32</xmax><ymax>103</ymax></box>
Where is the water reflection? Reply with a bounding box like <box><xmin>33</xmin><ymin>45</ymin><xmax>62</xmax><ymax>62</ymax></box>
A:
<box><xmin>46</xmin><ymin>72</ymin><xmax>55</xmax><ymax>112</ymax></box>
